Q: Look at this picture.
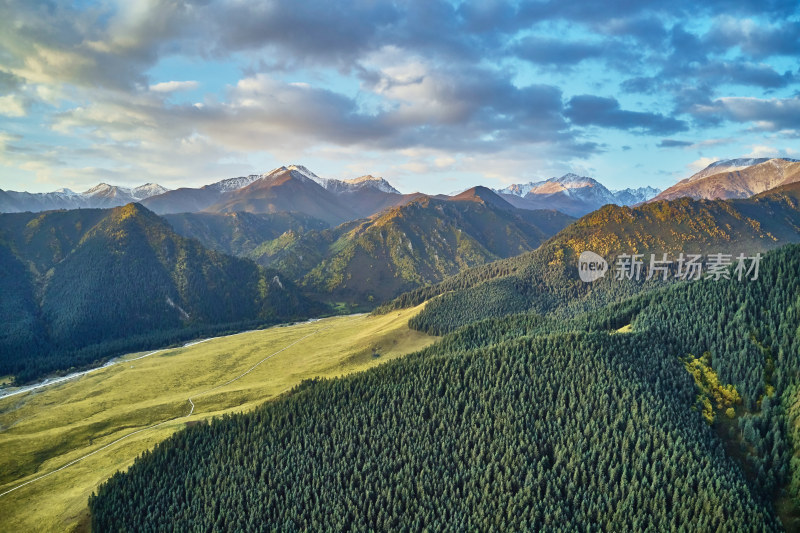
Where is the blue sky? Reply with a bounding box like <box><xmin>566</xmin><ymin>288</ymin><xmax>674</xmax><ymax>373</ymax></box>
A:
<box><xmin>0</xmin><ymin>0</ymin><xmax>798</xmax><ymax>194</ymax></box>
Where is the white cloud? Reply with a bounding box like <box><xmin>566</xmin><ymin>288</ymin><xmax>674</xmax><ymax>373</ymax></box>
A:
<box><xmin>149</xmin><ymin>80</ymin><xmax>200</xmax><ymax>92</ymax></box>
<box><xmin>0</xmin><ymin>94</ymin><xmax>26</xmax><ymax>116</ymax></box>
<box><xmin>688</xmin><ymin>156</ymin><xmax>718</xmax><ymax>173</ymax></box>
<box><xmin>744</xmin><ymin>145</ymin><xmax>779</xmax><ymax>158</ymax></box>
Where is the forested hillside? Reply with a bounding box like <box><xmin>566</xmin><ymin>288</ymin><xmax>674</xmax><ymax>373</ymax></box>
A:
<box><xmin>163</xmin><ymin>211</ymin><xmax>327</xmax><ymax>256</ymax></box>
<box><xmin>165</xmin><ymin>189</ymin><xmax>573</xmax><ymax>307</ymax></box>
<box><xmin>89</xmin><ymin>244</ymin><xmax>800</xmax><ymax>531</ymax></box>
<box><xmin>383</xmin><ymin>183</ymin><xmax>800</xmax><ymax>334</ymax></box>
<box><xmin>0</xmin><ymin>204</ymin><xmax>320</xmax><ymax>383</ymax></box>
<box><xmin>298</xmin><ymin>192</ymin><xmax>572</xmax><ymax>305</ymax></box>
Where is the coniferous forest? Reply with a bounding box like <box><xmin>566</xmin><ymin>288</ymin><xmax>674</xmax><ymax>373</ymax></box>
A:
<box><xmin>89</xmin><ymin>243</ymin><xmax>800</xmax><ymax>531</ymax></box>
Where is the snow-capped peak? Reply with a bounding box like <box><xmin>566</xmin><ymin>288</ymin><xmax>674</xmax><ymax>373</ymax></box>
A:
<box><xmin>287</xmin><ymin>164</ymin><xmax>322</xmax><ymax>182</ymax></box>
<box><xmin>495</xmin><ymin>173</ymin><xmax>656</xmax><ymax>207</ymax></box>
<box><xmin>131</xmin><ymin>183</ymin><xmax>169</xmax><ymax>200</ymax></box>
<box><xmin>497</xmin><ymin>182</ymin><xmax>538</xmax><ymax>197</ymax></box>
<box><xmin>206</xmin><ymin>174</ymin><xmax>264</xmax><ymax>193</ymax></box>
<box><xmin>496</xmin><ymin>174</ymin><xmax>599</xmax><ymax>197</ymax></box>
<box><xmin>689</xmin><ymin>157</ymin><xmax>800</xmax><ymax>182</ymax></box>
<box><xmin>340</xmin><ymin>175</ymin><xmax>400</xmax><ymax>194</ymax></box>
<box><xmin>527</xmin><ymin>174</ymin><xmax>608</xmax><ymax>198</ymax></box>
<box><xmin>611</xmin><ymin>186</ymin><xmax>661</xmax><ymax>205</ymax></box>
<box><xmin>52</xmin><ymin>187</ymin><xmax>77</xmax><ymax>196</ymax></box>
<box><xmin>83</xmin><ymin>183</ymin><xmax>131</xmax><ymax>198</ymax></box>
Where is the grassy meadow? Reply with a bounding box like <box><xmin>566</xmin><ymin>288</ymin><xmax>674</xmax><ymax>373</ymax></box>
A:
<box><xmin>0</xmin><ymin>305</ymin><xmax>434</xmax><ymax>532</ymax></box>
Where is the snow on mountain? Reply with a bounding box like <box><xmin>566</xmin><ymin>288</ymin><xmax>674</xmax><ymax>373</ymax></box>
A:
<box><xmin>496</xmin><ymin>174</ymin><xmax>659</xmax><ymax>206</ymax></box>
<box><xmin>651</xmin><ymin>157</ymin><xmax>800</xmax><ymax>202</ymax></box>
<box><xmin>286</xmin><ymin>164</ymin><xmax>323</xmax><ymax>183</ymax></box>
<box><xmin>329</xmin><ymin>175</ymin><xmax>400</xmax><ymax>194</ymax></box>
<box><xmin>492</xmin><ymin>174</ymin><xmax>661</xmax><ymax>216</ymax></box>
<box><xmin>83</xmin><ymin>183</ymin><xmax>124</xmax><ymax>197</ymax></box>
<box><xmin>497</xmin><ymin>182</ymin><xmax>537</xmax><ymax>197</ymax></box>
<box><xmin>132</xmin><ymin>183</ymin><xmax>169</xmax><ymax>200</ymax></box>
<box><xmin>528</xmin><ymin>174</ymin><xmax>618</xmax><ymax>203</ymax></box>
<box><xmin>273</xmin><ymin>165</ymin><xmax>400</xmax><ymax>194</ymax></box>
<box><xmin>687</xmin><ymin>157</ymin><xmax>799</xmax><ymax>182</ymax></box>
<box><xmin>81</xmin><ymin>182</ymin><xmax>169</xmax><ymax>201</ymax></box>
<box><xmin>611</xmin><ymin>186</ymin><xmax>661</xmax><ymax>205</ymax></box>
<box><xmin>0</xmin><ymin>182</ymin><xmax>170</xmax><ymax>213</ymax></box>
<box><xmin>206</xmin><ymin>174</ymin><xmax>264</xmax><ymax>193</ymax></box>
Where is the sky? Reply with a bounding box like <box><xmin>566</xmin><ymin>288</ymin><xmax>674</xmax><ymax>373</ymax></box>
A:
<box><xmin>0</xmin><ymin>0</ymin><xmax>799</xmax><ymax>195</ymax></box>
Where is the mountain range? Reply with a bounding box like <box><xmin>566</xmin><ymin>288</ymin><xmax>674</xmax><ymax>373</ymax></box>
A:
<box><xmin>384</xmin><ymin>181</ymin><xmax>800</xmax><ymax>334</ymax></box>
<box><xmin>0</xmin><ymin>182</ymin><xmax>169</xmax><ymax>213</ymax></box>
<box><xmin>166</xmin><ymin>186</ymin><xmax>574</xmax><ymax>306</ymax></box>
<box><xmin>4</xmin><ymin>158</ymin><xmax>800</xmax><ymax>380</ymax></box>
<box><xmin>495</xmin><ymin>174</ymin><xmax>660</xmax><ymax>216</ymax></box>
<box><xmin>5</xmin><ymin>157</ymin><xmax>798</xmax><ymax>221</ymax></box>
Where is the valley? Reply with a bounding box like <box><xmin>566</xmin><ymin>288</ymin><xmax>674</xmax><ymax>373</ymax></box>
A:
<box><xmin>3</xmin><ymin>1</ymin><xmax>800</xmax><ymax>528</ymax></box>
<box><xmin>0</xmin><ymin>306</ymin><xmax>435</xmax><ymax>532</ymax></box>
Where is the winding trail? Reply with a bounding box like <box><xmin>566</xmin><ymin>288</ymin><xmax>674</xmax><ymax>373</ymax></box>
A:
<box><xmin>0</xmin><ymin>323</ymin><xmax>331</xmax><ymax>499</ymax></box>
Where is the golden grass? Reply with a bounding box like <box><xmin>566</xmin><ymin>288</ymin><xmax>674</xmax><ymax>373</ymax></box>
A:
<box><xmin>0</xmin><ymin>305</ymin><xmax>435</xmax><ymax>532</ymax></box>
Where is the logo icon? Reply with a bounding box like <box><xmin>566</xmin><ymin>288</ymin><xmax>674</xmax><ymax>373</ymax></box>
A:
<box><xmin>578</xmin><ymin>251</ymin><xmax>608</xmax><ymax>282</ymax></box>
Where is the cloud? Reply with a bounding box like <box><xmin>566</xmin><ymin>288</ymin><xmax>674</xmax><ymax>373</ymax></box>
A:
<box><xmin>658</xmin><ymin>139</ymin><xmax>693</xmax><ymax>148</ymax></box>
<box><xmin>0</xmin><ymin>94</ymin><xmax>26</xmax><ymax>117</ymax></box>
<box><xmin>1</xmin><ymin>0</ymin><xmax>799</xmax><ymax>192</ymax></box>
<box><xmin>149</xmin><ymin>81</ymin><xmax>200</xmax><ymax>92</ymax></box>
<box><xmin>688</xmin><ymin>156</ymin><xmax>719</xmax><ymax>173</ymax></box>
<box><xmin>705</xmin><ymin>17</ymin><xmax>800</xmax><ymax>58</ymax></box>
<box><xmin>513</xmin><ymin>37</ymin><xmax>605</xmax><ymax>65</ymax></box>
<box><xmin>690</xmin><ymin>95</ymin><xmax>800</xmax><ymax>130</ymax></box>
<box><xmin>565</xmin><ymin>95</ymin><xmax>688</xmax><ymax>135</ymax></box>
<box><xmin>744</xmin><ymin>145</ymin><xmax>781</xmax><ymax>158</ymax></box>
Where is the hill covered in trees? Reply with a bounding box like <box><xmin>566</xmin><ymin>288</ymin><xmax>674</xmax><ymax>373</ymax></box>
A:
<box><xmin>297</xmin><ymin>190</ymin><xmax>572</xmax><ymax>305</ymax></box>
<box><xmin>89</xmin><ymin>243</ymin><xmax>800</xmax><ymax>531</ymax></box>
<box><xmin>382</xmin><ymin>182</ymin><xmax>800</xmax><ymax>334</ymax></box>
<box><xmin>0</xmin><ymin>204</ymin><xmax>320</xmax><ymax>383</ymax></box>
<box><xmin>162</xmin><ymin>211</ymin><xmax>328</xmax><ymax>257</ymax></box>
<box><xmin>164</xmin><ymin>188</ymin><xmax>573</xmax><ymax>307</ymax></box>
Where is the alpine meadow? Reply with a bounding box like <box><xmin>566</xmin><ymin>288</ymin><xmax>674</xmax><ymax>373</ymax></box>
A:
<box><xmin>2</xmin><ymin>1</ymin><xmax>800</xmax><ymax>532</ymax></box>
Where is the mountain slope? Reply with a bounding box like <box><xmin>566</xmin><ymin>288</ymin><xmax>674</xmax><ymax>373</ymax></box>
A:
<box><xmin>162</xmin><ymin>211</ymin><xmax>328</xmax><ymax>257</ymax></box>
<box><xmin>141</xmin><ymin>174</ymin><xmax>265</xmax><ymax>214</ymax></box>
<box><xmin>382</xmin><ymin>182</ymin><xmax>800</xmax><ymax>333</ymax></box>
<box><xmin>89</xmin><ymin>245</ymin><xmax>800</xmax><ymax>531</ymax></box>
<box><xmin>0</xmin><ymin>204</ymin><xmax>319</xmax><ymax>382</ymax></box>
<box><xmin>652</xmin><ymin>158</ymin><xmax>800</xmax><ymax>202</ymax></box>
<box><xmin>296</xmin><ymin>189</ymin><xmax>573</xmax><ymax>305</ymax></box>
<box><xmin>204</xmin><ymin>167</ymin><xmax>358</xmax><ymax>226</ymax></box>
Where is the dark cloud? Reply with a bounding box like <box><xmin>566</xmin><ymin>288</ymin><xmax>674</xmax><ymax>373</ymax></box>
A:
<box><xmin>688</xmin><ymin>96</ymin><xmax>800</xmax><ymax>131</ymax></box>
<box><xmin>513</xmin><ymin>37</ymin><xmax>605</xmax><ymax>65</ymax></box>
<box><xmin>206</xmin><ymin>0</ymin><xmax>400</xmax><ymax>66</ymax></box>
<box><xmin>565</xmin><ymin>95</ymin><xmax>688</xmax><ymax>135</ymax></box>
<box><xmin>0</xmin><ymin>71</ymin><xmax>22</xmax><ymax>93</ymax></box>
<box><xmin>658</xmin><ymin>139</ymin><xmax>693</xmax><ymax>148</ymax></box>
<box><xmin>704</xmin><ymin>19</ymin><xmax>800</xmax><ymax>58</ymax></box>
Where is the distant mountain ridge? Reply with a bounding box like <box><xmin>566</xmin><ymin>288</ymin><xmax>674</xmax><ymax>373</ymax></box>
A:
<box><xmin>651</xmin><ymin>157</ymin><xmax>800</xmax><ymax>202</ymax></box>
<box><xmin>3</xmin><ymin>165</ymin><xmax>661</xmax><ymax>219</ymax></box>
<box><xmin>494</xmin><ymin>174</ymin><xmax>661</xmax><ymax>217</ymax></box>
<box><xmin>167</xmin><ymin>185</ymin><xmax>573</xmax><ymax>307</ymax></box>
<box><xmin>0</xmin><ymin>182</ymin><xmax>169</xmax><ymax>213</ymax></box>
